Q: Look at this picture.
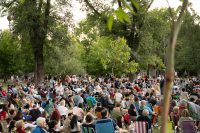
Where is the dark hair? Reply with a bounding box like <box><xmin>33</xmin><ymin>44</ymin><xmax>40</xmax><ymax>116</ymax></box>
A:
<box><xmin>182</xmin><ymin>88</ymin><xmax>186</xmax><ymax>92</ymax></box>
<box><xmin>33</xmin><ymin>105</ymin><xmax>37</xmax><ymax>108</ymax></box>
<box><xmin>78</xmin><ymin>103</ymin><xmax>83</xmax><ymax>108</ymax></box>
<box><xmin>116</xmin><ymin>103</ymin><xmax>121</xmax><ymax>107</ymax></box>
<box><xmin>1</xmin><ymin>104</ymin><xmax>8</xmax><ymax>113</ymax></box>
<box><xmin>97</xmin><ymin>102</ymin><xmax>101</xmax><ymax>106</ymax></box>
<box><xmin>135</xmin><ymin>97</ymin><xmax>139</xmax><ymax>102</ymax></box>
<box><xmin>6</xmin><ymin>118</ymin><xmax>11</xmax><ymax>124</ymax></box>
<box><xmin>8</xmin><ymin>100</ymin><xmax>12</xmax><ymax>108</ymax></box>
<box><xmin>50</xmin><ymin>109</ymin><xmax>61</xmax><ymax>122</ymax></box>
<box><xmin>68</xmin><ymin>113</ymin><xmax>73</xmax><ymax>117</ymax></box>
<box><xmin>48</xmin><ymin>120</ymin><xmax>58</xmax><ymax>129</ymax></box>
<box><xmin>9</xmin><ymin>120</ymin><xmax>16</xmax><ymax>132</ymax></box>
<box><xmin>190</xmin><ymin>98</ymin><xmax>195</xmax><ymax>102</ymax></box>
<box><xmin>128</xmin><ymin>104</ymin><xmax>135</xmax><ymax>112</ymax></box>
<box><xmin>70</xmin><ymin>115</ymin><xmax>78</xmax><ymax>129</ymax></box>
<box><xmin>13</xmin><ymin>110</ymin><xmax>23</xmax><ymax>119</ymax></box>
<box><xmin>142</xmin><ymin>97</ymin><xmax>147</xmax><ymax>101</ymax></box>
<box><xmin>86</xmin><ymin>114</ymin><xmax>93</xmax><ymax>123</ymax></box>
<box><xmin>101</xmin><ymin>109</ymin><xmax>108</xmax><ymax>117</ymax></box>
<box><xmin>24</xmin><ymin>104</ymin><xmax>30</xmax><ymax>109</ymax></box>
<box><xmin>87</xmin><ymin>107</ymin><xmax>92</xmax><ymax>113</ymax></box>
<box><xmin>9</xmin><ymin>109</ymin><xmax>15</xmax><ymax>115</ymax></box>
<box><xmin>117</xmin><ymin>116</ymin><xmax>123</xmax><ymax>127</ymax></box>
<box><xmin>44</xmin><ymin>100</ymin><xmax>50</xmax><ymax>108</ymax></box>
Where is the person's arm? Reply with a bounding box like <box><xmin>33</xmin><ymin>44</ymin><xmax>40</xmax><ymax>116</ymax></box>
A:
<box><xmin>115</xmin><ymin>126</ymin><xmax>120</xmax><ymax>131</ymax></box>
<box><xmin>122</xmin><ymin>109</ymin><xmax>128</xmax><ymax>113</ymax></box>
<box><xmin>77</xmin><ymin>124</ymin><xmax>81</xmax><ymax>131</ymax></box>
<box><xmin>81</xmin><ymin>109</ymin><xmax>85</xmax><ymax>115</ymax></box>
<box><xmin>5</xmin><ymin>113</ymin><xmax>8</xmax><ymax>119</ymax></box>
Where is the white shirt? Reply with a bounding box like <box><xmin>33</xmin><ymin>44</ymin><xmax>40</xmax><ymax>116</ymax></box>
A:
<box><xmin>74</xmin><ymin>88</ymin><xmax>82</xmax><ymax>93</ymax></box>
<box><xmin>58</xmin><ymin>106</ymin><xmax>68</xmax><ymax>116</ymax></box>
<box><xmin>115</xmin><ymin>92</ymin><xmax>123</xmax><ymax>102</ymax></box>
<box><xmin>56</xmin><ymin>86</ymin><xmax>64</xmax><ymax>95</ymax></box>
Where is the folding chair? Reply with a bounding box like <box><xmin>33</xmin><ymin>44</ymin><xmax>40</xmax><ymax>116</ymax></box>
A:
<box><xmin>81</xmin><ymin>126</ymin><xmax>95</xmax><ymax>133</ymax></box>
<box><xmin>95</xmin><ymin>111</ymin><xmax>102</xmax><ymax>119</ymax></box>
<box><xmin>95</xmin><ymin>119</ymin><xmax>115</xmax><ymax>133</ymax></box>
<box><xmin>87</xmin><ymin>100</ymin><xmax>95</xmax><ymax>110</ymax></box>
<box><xmin>189</xmin><ymin>95</ymin><xmax>198</xmax><ymax>102</ymax></box>
<box><xmin>168</xmin><ymin>115</ymin><xmax>178</xmax><ymax>126</ymax></box>
<box><xmin>182</xmin><ymin>120</ymin><xmax>197</xmax><ymax>133</ymax></box>
<box><xmin>135</xmin><ymin>121</ymin><xmax>151</xmax><ymax>133</ymax></box>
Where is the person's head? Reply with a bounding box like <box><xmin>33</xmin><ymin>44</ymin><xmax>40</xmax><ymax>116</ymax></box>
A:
<box><xmin>117</xmin><ymin>116</ymin><xmax>123</xmax><ymax>125</ymax></box>
<box><xmin>85</xmin><ymin>114</ymin><xmax>93</xmax><ymax>123</ymax></box>
<box><xmin>9</xmin><ymin>109</ymin><xmax>16</xmax><ymax>116</ymax></box>
<box><xmin>87</xmin><ymin>107</ymin><xmax>93</xmax><ymax>113</ymax></box>
<box><xmin>24</xmin><ymin>104</ymin><xmax>30</xmax><ymax>109</ymax></box>
<box><xmin>182</xmin><ymin>109</ymin><xmax>190</xmax><ymax>117</ymax></box>
<box><xmin>182</xmin><ymin>88</ymin><xmax>186</xmax><ymax>92</ymax></box>
<box><xmin>70</xmin><ymin>115</ymin><xmax>78</xmax><ymax>129</ymax></box>
<box><xmin>48</xmin><ymin>120</ymin><xmax>58</xmax><ymax>130</ymax></box>
<box><xmin>116</xmin><ymin>103</ymin><xmax>122</xmax><ymax>108</ymax></box>
<box><xmin>134</xmin><ymin>97</ymin><xmax>139</xmax><ymax>102</ymax></box>
<box><xmin>129</xmin><ymin>104</ymin><xmax>135</xmax><ymax>111</ymax></box>
<box><xmin>14</xmin><ymin>110</ymin><xmax>23</xmax><ymax>119</ymax></box>
<box><xmin>60</xmin><ymin>100</ymin><xmax>65</xmax><ymax>106</ymax></box>
<box><xmin>179</xmin><ymin>100</ymin><xmax>188</xmax><ymax>109</ymax></box>
<box><xmin>50</xmin><ymin>109</ymin><xmax>61</xmax><ymax>122</ymax></box>
<box><xmin>97</xmin><ymin>102</ymin><xmax>101</xmax><ymax>107</ymax></box>
<box><xmin>32</xmin><ymin>105</ymin><xmax>37</xmax><ymax>109</ymax></box>
<box><xmin>15</xmin><ymin>120</ymin><xmax>25</xmax><ymax>130</ymax></box>
<box><xmin>193</xmin><ymin>89</ymin><xmax>197</xmax><ymax>93</ymax></box>
<box><xmin>172</xmin><ymin>107</ymin><xmax>179</xmax><ymax>114</ymax></box>
<box><xmin>68</xmin><ymin>113</ymin><xmax>74</xmax><ymax>120</ymax></box>
<box><xmin>9</xmin><ymin>120</ymin><xmax>16</xmax><ymax>132</ymax></box>
<box><xmin>6</xmin><ymin>118</ymin><xmax>11</xmax><ymax>125</ymax></box>
<box><xmin>1</xmin><ymin>104</ymin><xmax>8</xmax><ymax>113</ymax></box>
<box><xmin>101</xmin><ymin>109</ymin><xmax>108</xmax><ymax>117</ymax></box>
<box><xmin>41</xmin><ymin>111</ymin><xmax>48</xmax><ymax>118</ymax></box>
<box><xmin>140</xmin><ymin>100</ymin><xmax>146</xmax><ymax>108</ymax></box>
<box><xmin>170</xmin><ymin>100</ymin><xmax>177</xmax><ymax>106</ymax></box>
<box><xmin>78</xmin><ymin>103</ymin><xmax>83</xmax><ymax>108</ymax></box>
<box><xmin>190</xmin><ymin>97</ymin><xmax>195</xmax><ymax>102</ymax></box>
<box><xmin>142</xmin><ymin>109</ymin><xmax>149</xmax><ymax>116</ymax></box>
<box><xmin>37</xmin><ymin>117</ymin><xmax>46</xmax><ymax>128</ymax></box>
<box><xmin>172</xmin><ymin>90</ymin><xmax>176</xmax><ymax>95</ymax></box>
<box><xmin>131</xmin><ymin>116</ymin><xmax>137</xmax><ymax>123</ymax></box>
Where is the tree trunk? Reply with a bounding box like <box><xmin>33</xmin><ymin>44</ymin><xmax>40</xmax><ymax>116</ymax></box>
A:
<box><xmin>34</xmin><ymin>45</ymin><xmax>44</xmax><ymax>86</ymax></box>
<box><xmin>61</xmin><ymin>74</ymin><xmax>66</xmax><ymax>85</ymax></box>
<box><xmin>129</xmin><ymin>72</ymin><xmax>137</xmax><ymax>83</ymax></box>
<box><xmin>3</xmin><ymin>74</ymin><xmax>6</xmax><ymax>83</ymax></box>
<box><xmin>197</xmin><ymin>69</ymin><xmax>200</xmax><ymax>79</ymax></box>
<box><xmin>160</xmin><ymin>1</ymin><xmax>188</xmax><ymax>133</ymax></box>
<box><xmin>149</xmin><ymin>65</ymin><xmax>153</xmax><ymax>79</ymax></box>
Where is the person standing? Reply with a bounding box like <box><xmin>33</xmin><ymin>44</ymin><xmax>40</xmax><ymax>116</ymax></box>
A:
<box><xmin>160</xmin><ymin>76</ymin><xmax>165</xmax><ymax>95</ymax></box>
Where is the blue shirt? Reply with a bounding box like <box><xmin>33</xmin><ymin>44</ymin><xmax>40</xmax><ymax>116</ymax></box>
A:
<box><xmin>41</xmin><ymin>101</ymin><xmax>46</xmax><ymax>108</ymax></box>
<box><xmin>96</xmin><ymin>117</ymin><xmax>117</xmax><ymax>128</ymax></box>
<box><xmin>32</xmin><ymin>126</ymin><xmax>48</xmax><ymax>133</ymax></box>
<box><xmin>140</xmin><ymin>106</ymin><xmax>153</xmax><ymax>119</ymax></box>
<box><xmin>12</xmin><ymin>88</ymin><xmax>18</xmax><ymax>94</ymax></box>
<box><xmin>87</xmin><ymin>96</ymin><xmax>97</xmax><ymax>105</ymax></box>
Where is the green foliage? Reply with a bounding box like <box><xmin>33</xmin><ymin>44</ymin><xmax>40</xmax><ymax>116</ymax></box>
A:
<box><xmin>0</xmin><ymin>30</ymin><xmax>21</xmax><ymax>77</ymax></box>
<box><xmin>88</xmin><ymin>37</ymin><xmax>138</xmax><ymax>76</ymax></box>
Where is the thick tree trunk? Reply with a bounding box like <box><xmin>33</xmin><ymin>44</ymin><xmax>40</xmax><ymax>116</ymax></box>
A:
<box><xmin>197</xmin><ymin>69</ymin><xmax>200</xmax><ymax>79</ymax></box>
<box><xmin>149</xmin><ymin>65</ymin><xmax>153</xmax><ymax>79</ymax></box>
<box><xmin>34</xmin><ymin>45</ymin><xmax>44</xmax><ymax>86</ymax></box>
<box><xmin>61</xmin><ymin>74</ymin><xmax>66</xmax><ymax>85</ymax></box>
<box><xmin>129</xmin><ymin>72</ymin><xmax>137</xmax><ymax>83</ymax></box>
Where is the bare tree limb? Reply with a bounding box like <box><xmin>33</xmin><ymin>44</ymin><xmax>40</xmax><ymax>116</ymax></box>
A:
<box><xmin>160</xmin><ymin>0</ymin><xmax>188</xmax><ymax>133</ymax></box>
<box><xmin>118</xmin><ymin>0</ymin><xmax>122</xmax><ymax>8</ymax></box>
<box><xmin>166</xmin><ymin>0</ymin><xmax>174</xmax><ymax>23</ymax></box>
<box><xmin>147</xmin><ymin>0</ymin><xmax>154</xmax><ymax>10</ymax></box>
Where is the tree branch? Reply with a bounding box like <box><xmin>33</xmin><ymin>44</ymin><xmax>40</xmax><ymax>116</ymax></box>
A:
<box><xmin>166</xmin><ymin>0</ymin><xmax>174</xmax><ymax>23</ymax></box>
<box><xmin>38</xmin><ymin>0</ymin><xmax>43</xmax><ymax>12</ymax></box>
<box><xmin>84</xmin><ymin>0</ymin><xmax>101</xmax><ymax>16</ymax></box>
<box><xmin>147</xmin><ymin>0</ymin><xmax>154</xmax><ymax>10</ymax></box>
<box><xmin>118</xmin><ymin>0</ymin><xmax>122</xmax><ymax>8</ymax></box>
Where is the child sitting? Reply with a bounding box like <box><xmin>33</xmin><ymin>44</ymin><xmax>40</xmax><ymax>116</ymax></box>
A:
<box><xmin>129</xmin><ymin>117</ymin><xmax>137</xmax><ymax>133</ymax></box>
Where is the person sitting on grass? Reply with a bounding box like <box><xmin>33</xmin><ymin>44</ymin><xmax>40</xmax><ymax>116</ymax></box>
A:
<box><xmin>32</xmin><ymin>117</ymin><xmax>48</xmax><ymax>133</ymax></box>
<box><xmin>82</xmin><ymin>114</ymin><xmax>95</xmax><ymax>132</ymax></box>
<box><xmin>47</xmin><ymin>120</ymin><xmax>60</xmax><ymax>133</ymax></box>
<box><xmin>15</xmin><ymin>120</ymin><xmax>26</xmax><ymax>133</ymax></box>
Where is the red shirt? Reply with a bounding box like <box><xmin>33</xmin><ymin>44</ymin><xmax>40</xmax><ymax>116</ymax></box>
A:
<box><xmin>0</xmin><ymin>111</ymin><xmax>7</xmax><ymax>120</ymax></box>
<box><xmin>134</xmin><ymin>86</ymin><xmax>142</xmax><ymax>92</ymax></box>
<box><xmin>15</xmin><ymin>129</ymin><xmax>26</xmax><ymax>133</ymax></box>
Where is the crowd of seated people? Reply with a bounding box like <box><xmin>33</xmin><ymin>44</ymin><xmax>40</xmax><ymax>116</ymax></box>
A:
<box><xmin>0</xmin><ymin>75</ymin><xmax>199</xmax><ymax>133</ymax></box>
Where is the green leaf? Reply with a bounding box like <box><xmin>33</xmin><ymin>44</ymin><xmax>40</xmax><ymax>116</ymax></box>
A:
<box><xmin>108</xmin><ymin>14</ymin><xmax>114</xmax><ymax>31</ymax></box>
<box><xmin>119</xmin><ymin>8</ymin><xmax>131</xmax><ymax>23</ymax></box>
<box><xmin>122</xmin><ymin>0</ymin><xmax>135</xmax><ymax>14</ymax></box>
<box><xmin>115</xmin><ymin>10</ymin><xmax>124</xmax><ymax>23</ymax></box>
<box><xmin>131</xmin><ymin>0</ymin><xmax>139</xmax><ymax>10</ymax></box>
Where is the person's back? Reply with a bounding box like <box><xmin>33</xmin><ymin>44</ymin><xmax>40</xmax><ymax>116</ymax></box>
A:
<box><xmin>29</xmin><ymin>105</ymin><xmax>41</xmax><ymax>121</ymax></box>
<box><xmin>115</xmin><ymin>92</ymin><xmax>122</xmax><ymax>103</ymax></box>
<box><xmin>63</xmin><ymin>113</ymin><xmax>73</xmax><ymax>133</ymax></box>
<box><xmin>137</xmin><ymin>115</ymin><xmax>151</xmax><ymax>129</ymax></box>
